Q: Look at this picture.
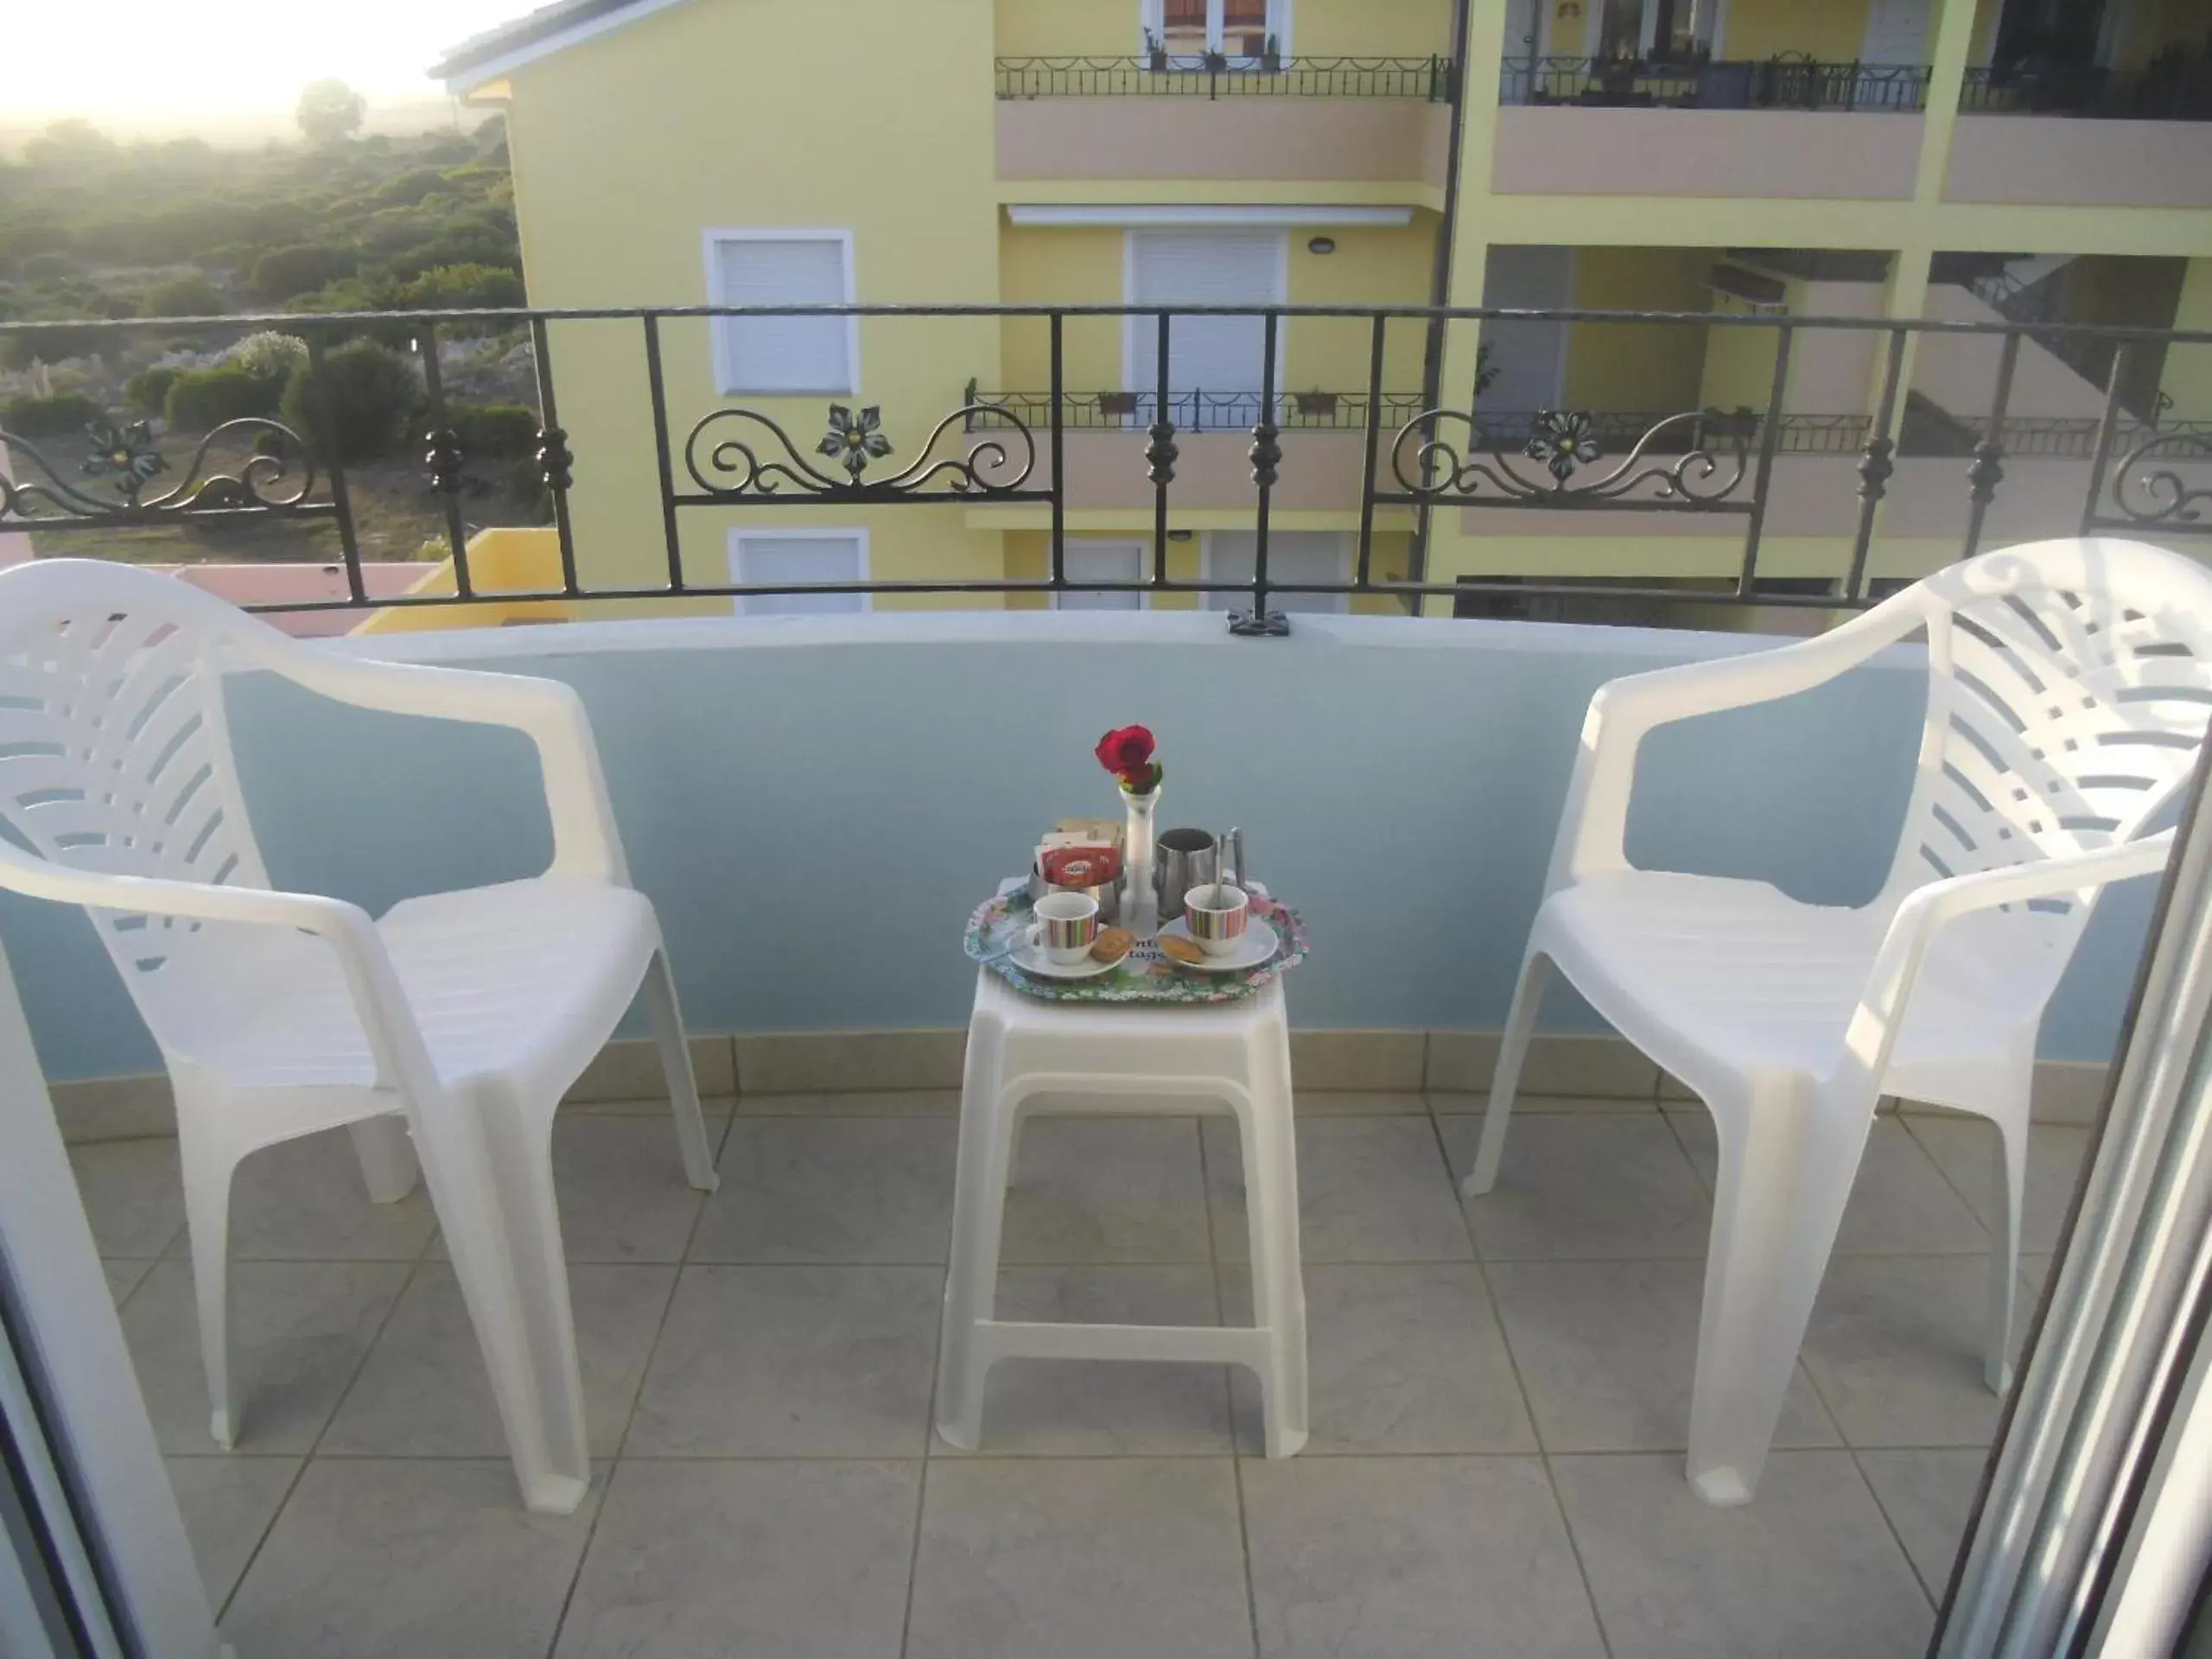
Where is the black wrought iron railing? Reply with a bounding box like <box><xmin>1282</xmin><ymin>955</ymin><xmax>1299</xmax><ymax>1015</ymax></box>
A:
<box><xmin>2</xmin><ymin>304</ymin><xmax>2209</xmax><ymax>635</ymax></box>
<box><xmin>964</xmin><ymin>387</ymin><xmax>1430</xmax><ymax>432</ymax></box>
<box><xmin>1498</xmin><ymin>54</ymin><xmax>1930</xmax><ymax>111</ymax></box>
<box><xmin>1960</xmin><ymin>60</ymin><xmax>2212</xmax><ymax>121</ymax></box>
<box><xmin>994</xmin><ymin>54</ymin><xmax>1452</xmax><ymax>99</ymax></box>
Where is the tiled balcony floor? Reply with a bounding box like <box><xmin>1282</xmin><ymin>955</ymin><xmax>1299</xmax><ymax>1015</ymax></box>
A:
<box><xmin>74</xmin><ymin>1086</ymin><xmax>2085</xmax><ymax>1659</ymax></box>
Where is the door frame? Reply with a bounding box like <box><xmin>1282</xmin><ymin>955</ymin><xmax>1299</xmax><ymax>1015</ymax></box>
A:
<box><xmin>1200</xmin><ymin>530</ymin><xmax>1351</xmax><ymax>614</ymax></box>
<box><xmin>1054</xmin><ymin>539</ymin><xmax>1153</xmax><ymax>611</ymax></box>
<box><xmin>1120</xmin><ymin>228</ymin><xmax>1292</xmax><ymax>404</ymax></box>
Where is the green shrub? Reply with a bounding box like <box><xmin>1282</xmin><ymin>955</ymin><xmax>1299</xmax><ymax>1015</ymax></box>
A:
<box><xmin>162</xmin><ymin>365</ymin><xmax>283</xmax><ymax>430</ymax></box>
<box><xmin>374</xmin><ymin>166</ymin><xmax>448</xmax><ymax>207</ymax></box>
<box><xmin>3</xmin><ymin>392</ymin><xmax>103</xmax><ymax>437</ymax></box>
<box><xmin>280</xmin><ymin>339</ymin><xmax>417</xmax><ymax>462</ymax></box>
<box><xmin>123</xmin><ymin>365</ymin><xmax>181</xmax><ymax>417</ymax></box>
<box><xmin>140</xmin><ymin>273</ymin><xmax>226</xmax><ymax>318</ymax></box>
<box><xmin>427</xmin><ymin>402</ymin><xmax>539</xmax><ymax>460</ymax></box>
<box><xmin>397</xmin><ymin>264</ymin><xmax>524</xmax><ymax>311</ymax></box>
<box><xmin>249</xmin><ymin>243</ymin><xmax>358</xmax><ymax>302</ymax></box>
<box><xmin>225</xmin><ymin>331</ymin><xmax>309</xmax><ymax>378</ymax></box>
<box><xmin>20</xmin><ymin>251</ymin><xmax>79</xmax><ymax>282</ymax></box>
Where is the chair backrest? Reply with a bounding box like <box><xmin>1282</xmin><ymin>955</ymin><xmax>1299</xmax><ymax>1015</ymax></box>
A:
<box><xmin>1879</xmin><ymin>538</ymin><xmax>2212</xmax><ymax>988</ymax></box>
<box><xmin>0</xmin><ymin>560</ymin><xmax>292</xmax><ymax>1053</ymax></box>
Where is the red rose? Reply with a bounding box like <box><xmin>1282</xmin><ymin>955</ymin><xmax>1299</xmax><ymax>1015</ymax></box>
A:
<box><xmin>1094</xmin><ymin>725</ymin><xmax>1154</xmax><ymax>779</ymax></box>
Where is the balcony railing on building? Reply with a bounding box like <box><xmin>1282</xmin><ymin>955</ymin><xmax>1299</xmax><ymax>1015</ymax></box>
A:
<box><xmin>2</xmin><ymin>303</ymin><xmax>2209</xmax><ymax>634</ymax></box>
<box><xmin>1960</xmin><ymin>50</ymin><xmax>2212</xmax><ymax>121</ymax></box>
<box><xmin>994</xmin><ymin>54</ymin><xmax>1452</xmax><ymax>100</ymax></box>
<box><xmin>1497</xmin><ymin>54</ymin><xmax>1930</xmax><ymax>111</ymax></box>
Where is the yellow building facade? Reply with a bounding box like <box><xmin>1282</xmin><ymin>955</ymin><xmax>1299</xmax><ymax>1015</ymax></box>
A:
<box><xmin>437</xmin><ymin>0</ymin><xmax>2212</xmax><ymax>620</ymax></box>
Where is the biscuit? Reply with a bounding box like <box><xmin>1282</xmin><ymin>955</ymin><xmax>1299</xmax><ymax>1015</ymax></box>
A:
<box><xmin>1158</xmin><ymin>934</ymin><xmax>1206</xmax><ymax>965</ymax></box>
<box><xmin>1090</xmin><ymin>927</ymin><xmax>1135</xmax><ymax>964</ymax></box>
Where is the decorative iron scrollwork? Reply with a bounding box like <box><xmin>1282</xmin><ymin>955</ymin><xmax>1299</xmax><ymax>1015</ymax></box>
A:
<box><xmin>1388</xmin><ymin>408</ymin><xmax>1749</xmax><ymax>505</ymax></box>
<box><xmin>684</xmin><ymin>398</ymin><xmax>1037</xmax><ymax>499</ymax></box>
<box><xmin>0</xmin><ymin>416</ymin><xmax>320</xmax><ymax>526</ymax></box>
<box><xmin>2108</xmin><ymin>428</ymin><xmax>2212</xmax><ymax>527</ymax></box>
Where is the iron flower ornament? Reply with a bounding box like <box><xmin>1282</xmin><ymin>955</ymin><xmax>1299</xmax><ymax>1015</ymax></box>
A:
<box><xmin>817</xmin><ymin>404</ymin><xmax>893</xmax><ymax>480</ymax></box>
<box><xmin>79</xmin><ymin>419</ymin><xmax>168</xmax><ymax>502</ymax></box>
<box><xmin>1524</xmin><ymin>410</ymin><xmax>1601</xmax><ymax>485</ymax></box>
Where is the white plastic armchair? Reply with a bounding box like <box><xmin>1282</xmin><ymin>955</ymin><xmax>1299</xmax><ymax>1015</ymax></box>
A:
<box><xmin>0</xmin><ymin>559</ymin><xmax>719</xmax><ymax>1515</ymax></box>
<box><xmin>1466</xmin><ymin>538</ymin><xmax>2212</xmax><ymax>1506</ymax></box>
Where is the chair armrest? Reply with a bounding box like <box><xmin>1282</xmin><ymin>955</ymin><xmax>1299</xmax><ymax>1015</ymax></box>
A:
<box><xmin>0</xmin><ymin>844</ymin><xmax>444</xmax><ymax>1096</ymax></box>
<box><xmin>1840</xmin><ymin>834</ymin><xmax>2177</xmax><ymax>1086</ymax></box>
<box><xmin>267</xmin><ymin>650</ymin><xmax>626</xmax><ymax>885</ymax></box>
<box><xmin>1548</xmin><ymin>599</ymin><xmax>1930</xmax><ymax>890</ymax></box>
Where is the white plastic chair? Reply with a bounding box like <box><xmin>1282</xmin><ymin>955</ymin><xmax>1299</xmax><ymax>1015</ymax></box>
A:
<box><xmin>1465</xmin><ymin>538</ymin><xmax>2212</xmax><ymax>1505</ymax></box>
<box><xmin>0</xmin><ymin>559</ymin><xmax>718</xmax><ymax>1515</ymax></box>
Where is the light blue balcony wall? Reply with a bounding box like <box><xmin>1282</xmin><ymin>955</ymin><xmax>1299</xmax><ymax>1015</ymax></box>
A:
<box><xmin>0</xmin><ymin>613</ymin><xmax>2154</xmax><ymax>1082</ymax></box>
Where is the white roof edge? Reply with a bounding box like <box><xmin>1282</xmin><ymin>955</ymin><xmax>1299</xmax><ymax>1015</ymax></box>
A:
<box><xmin>1003</xmin><ymin>204</ymin><xmax>1416</xmax><ymax>229</ymax></box>
<box><xmin>439</xmin><ymin>0</ymin><xmax>690</xmax><ymax>92</ymax></box>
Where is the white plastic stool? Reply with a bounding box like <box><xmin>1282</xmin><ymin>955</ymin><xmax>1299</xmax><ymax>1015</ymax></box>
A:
<box><xmin>937</xmin><ymin>970</ymin><xmax>1308</xmax><ymax>1457</ymax></box>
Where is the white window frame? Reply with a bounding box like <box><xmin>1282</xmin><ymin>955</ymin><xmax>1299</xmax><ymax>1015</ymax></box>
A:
<box><xmin>1137</xmin><ymin>0</ymin><xmax>1294</xmax><ymax>58</ymax></box>
<box><xmin>701</xmin><ymin>228</ymin><xmax>861</xmax><ymax>397</ymax></box>
<box><xmin>1201</xmin><ymin>530</ymin><xmax>1351</xmax><ymax>615</ymax></box>
<box><xmin>1119</xmin><ymin>227</ymin><xmax>1291</xmax><ymax>402</ymax></box>
<box><xmin>726</xmin><ymin>526</ymin><xmax>872</xmax><ymax>617</ymax></box>
<box><xmin>1055</xmin><ymin>540</ymin><xmax>1153</xmax><ymax>612</ymax></box>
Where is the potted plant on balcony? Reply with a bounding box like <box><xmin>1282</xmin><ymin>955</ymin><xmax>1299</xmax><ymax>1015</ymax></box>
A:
<box><xmin>1144</xmin><ymin>28</ymin><xmax>1167</xmax><ymax>73</ymax></box>
<box><xmin>1294</xmin><ymin>389</ymin><xmax>1338</xmax><ymax>421</ymax></box>
<box><xmin>1098</xmin><ymin>390</ymin><xmax>1142</xmax><ymax>423</ymax></box>
<box><xmin>1261</xmin><ymin>32</ymin><xmax>1283</xmax><ymax>73</ymax></box>
<box><xmin>1203</xmin><ymin>45</ymin><xmax>1230</xmax><ymax>73</ymax></box>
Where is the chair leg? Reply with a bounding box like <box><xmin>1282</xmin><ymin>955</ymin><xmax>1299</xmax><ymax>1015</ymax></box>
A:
<box><xmin>1984</xmin><ymin>1118</ymin><xmax>2029</xmax><ymax>1395</ymax></box>
<box><xmin>347</xmin><ymin>1116</ymin><xmax>419</xmax><ymax>1205</ymax></box>
<box><xmin>937</xmin><ymin>1035</ymin><xmax>1012</xmax><ymax>1452</ymax></box>
<box><xmin>1685</xmin><ymin>1074</ymin><xmax>1872</xmax><ymax>1506</ymax></box>
<box><xmin>642</xmin><ymin>947</ymin><xmax>718</xmax><ymax>1193</ymax></box>
<box><xmin>415</xmin><ymin>1084</ymin><xmax>590</xmax><ymax>1515</ymax></box>
<box><xmin>177</xmin><ymin>1130</ymin><xmax>240</xmax><ymax>1450</ymax></box>
<box><xmin>1239</xmin><ymin>1020</ymin><xmax>1307</xmax><ymax>1458</ymax></box>
<box><xmin>1464</xmin><ymin>951</ymin><xmax>1552</xmax><ymax>1198</ymax></box>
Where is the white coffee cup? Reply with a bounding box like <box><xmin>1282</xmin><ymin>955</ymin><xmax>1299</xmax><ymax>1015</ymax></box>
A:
<box><xmin>1030</xmin><ymin>890</ymin><xmax>1101</xmax><ymax>965</ymax></box>
<box><xmin>1182</xmin><ymin>883</ymin><xmax>1249</xmax><ymax>957</ymax></box>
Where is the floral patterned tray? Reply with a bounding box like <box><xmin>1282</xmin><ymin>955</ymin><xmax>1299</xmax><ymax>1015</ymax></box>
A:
<box><xmin>963</xmin><ymin>878</ymin><xmax>1307</xmax><ymax>1004</ymax></box>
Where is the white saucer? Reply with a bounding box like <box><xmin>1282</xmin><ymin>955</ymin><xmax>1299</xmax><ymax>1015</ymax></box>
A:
<box><xmin>1007</xmin><ymin>936</ymin><xmax>1122</xmax><ymax>980</ymax></box>
<box><xmin>1156</xmin><ymin>915</ymin><xmax>1279</xmax><ymax>973</ymax></box>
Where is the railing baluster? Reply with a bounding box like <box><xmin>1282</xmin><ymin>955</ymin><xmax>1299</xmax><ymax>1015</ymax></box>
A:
<box><xmin>302</xmin><ymin>332</ymin><xmax>366</xmax><ymax>606</ymax></box>
<box><xmin>1735</xmin><ymin>322</ymin><xmax>1795</xmax><ymax>599</ymax></box>
<box><xmin>1233</xmin><ymin>311</ymin><xmax>1286</xmax><ymax>636</ymax></box>
<box><xmin>1963</xmin><ymin>331</ymin><xmax>2022</xmax><ymax>559</ymax></box>
<box><xmin>1148</xmin><ymin>310</ymin><xmax>1175</xmax><ymax>590</ymax></box>
<box><xmin>1847</xmin><ymin>327</ymin><xmax>1909</xmax><ymax>601</ymax></box>
<box><xmin>642</xmin><ymin>313</ymin><xmax>684</xmax><ymax>592</ymax></box>
<box><xmin>2079</xmin><ymin>342</ymin><xmax>2133</xmax><ymax>538</ymax></box>
<box><xmin>1356</xmin><ymin>314</ymin><xmax>1386</xmax><ymax>590</ymax></box>
<box><xmin>1049</xmin><ymin>310</ymin><xmax>1066</xmax><ymax>596</ymax></box>
<box><xmin>416</xmin><ymin>321</ymin><xmax>474</xmax><ymax>600</ymax></box>
<box><xmin>529</xmin><ymin>315</ymin><xmax>582</xmax><ymax>598</ymax></box>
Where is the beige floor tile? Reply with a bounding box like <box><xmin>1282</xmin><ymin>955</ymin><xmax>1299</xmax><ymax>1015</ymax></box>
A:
<box><xmin>68</xmin><ymin>1137</ymin><xmax>184</xmax><ymax>1258</ymax></box>
<box><xmin>1243</xmin><ymin>1456</ymin><xmax>1605</xmax><ymax>1659</ymax></box>
<box><xmin>1668</xmin><ymin>1112</ymin><xmax>1992</xmax><ymax>1256</ymax></box>
<box><xmin>322</xmin><ymin>1263</ymin><xmax>676</xmax><ymax>1459</ymax></box>
<box><xmin>1000</xmin><ymin>1117</ymin><xmax>1211</xmax><ymax>1265</ymax></box>
<box><xmin>1208</xmin><ymin>1116</ymin><xmax>1471</xmax><ymax>1265</ymax></box>
<box><xmin>122</xmin><ymin>1259</ymin><xmax>408</xmax><ymax>1454</ymax></box>
<box><xmin>555</xmin><ymin>1460</ymin><xmax>918</xmax><ymax>1658</ymax></box>
<box><xmin>1904</xmin><ymin>1119</ymin><xmax>2093</xmax><ymax>1254</ymax></box>
<box><xmin>1289</xmin><ymin>1031</ymin><xmax>1427</xmax><ymax>1092</ymax></box>
<box><xmin>222</xmin><ymin>1459</ymin><xmax>600</xmax><ymax>1659</ymax></box>
<box><xmin>1800</xmin><ymin>1255</ymin><xmax>2012</xmax><ymax>1448</ymax></box>
<box><xmin>944</xmin><ymin>1266</ymin><xmax>1232</xmax><ymax>1456</ymax></box>
<box><xmin>735</xmin><ymin>1030</ymin><xmax>965</xmax><ymax>1095</ymax></box>
<box><xmin>226</xmin><ymin>1128</ymin><xmax>437</xmax><ymax>1262</ymax></box>
<box><xmin>734</xmin><ymin>1089</ymin><xmax>959</xmax><ymax>1116</ymax></box>
<box><xmin>1224</xmin><ymin>1264</ymin><xmax>1535</xmax><ymax>1454</ymax></box>
<box><xmin>1432</xmin><ymin>1092</ymin><xmax>1661</xmax><ymax>1117</ymax></box>
<box><xmin>1552</xmin><ymin>1450</ymin><xmax>1933</xmax><ymax>1658</ymax></box>
<box><xmin>906</xmin><ymin>1459</ymin><xmax>1253</xmax><ymax>1659</ymax></box>
<box><xmin>1440</xmin><ymin>1114</ymin><xmax>1710</xmax><ymax>1261</ymax></box>
<box><xmin>164</xmin><ymin>1454</ymin><xmax>299</xmax><ymax>1611</ymax></box>
<box><xmin>625</xmin><ymin>1265</ymin><xmax>939</xmax><ymax>1457</ymax></box>
<box><xmin>1488</xmin><ymin>1258</ymin><xmax>1838</xmax><ymax>1453</ymax></box>
<box><xmin>104</xmin><ymin>1257</ymin><xmax>156</xmax><ymax>1306</ymax></box>
<box><xmin>1857</xmin><ymin>1447</ymin><xmax>1989</xmax><ymax>1599</ymax></box>
<box><xmin>1296</xmin><ymin>1090</ymin><xmax>1427</xmax><ymax>1115</ymax></box>
<box><xmin>692</xmin><ymin>1117</ymin><xmax>954</xmax><ymax>1264</ymax></box>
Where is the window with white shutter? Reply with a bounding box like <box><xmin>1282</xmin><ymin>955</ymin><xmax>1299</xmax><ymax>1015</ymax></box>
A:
<box><xmin>706</xmin><ymin>232</ymin><xmax>857</xmax><ymax>395</ymax></box>
<box><xmin>728</xmin><ymin>530</ymin><xmax>868</xmax><ymax>616</ymax></box>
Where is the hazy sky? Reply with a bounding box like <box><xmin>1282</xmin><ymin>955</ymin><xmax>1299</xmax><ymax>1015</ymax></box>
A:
<box><xmin>13</xmin><ymin>0</ymin><xmax>530</xmax><ymax>119</ymax></box>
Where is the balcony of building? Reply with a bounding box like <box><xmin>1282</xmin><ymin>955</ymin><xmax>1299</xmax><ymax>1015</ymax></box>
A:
<box><xmin>993</xmin><ymin>0</ymin><xmax>1453</xmax><ymax>185</ymax></box>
